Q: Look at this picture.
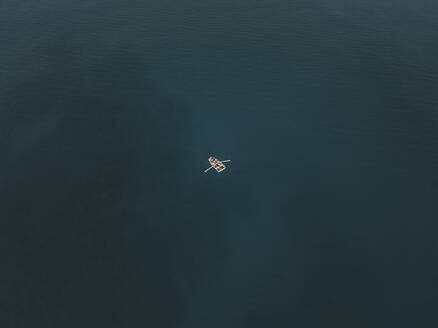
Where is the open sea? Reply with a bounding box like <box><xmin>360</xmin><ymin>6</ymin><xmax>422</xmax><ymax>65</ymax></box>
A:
<box><xmin>1</xmin><ymin>0</ymin><xmax>438</xmax><ymax>327</ymax></box>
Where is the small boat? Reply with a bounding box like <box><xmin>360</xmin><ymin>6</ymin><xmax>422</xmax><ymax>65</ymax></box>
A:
<box><xmin>204</xmin><ymin>156</ymin><xmax>231</xmax><ymax>173</ymax></box>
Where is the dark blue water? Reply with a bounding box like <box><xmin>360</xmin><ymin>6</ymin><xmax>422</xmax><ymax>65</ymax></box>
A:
<box><xmin>1</xmin><ymin>1</ymin><xmax>438</xmax><ymax>327</ymax></box>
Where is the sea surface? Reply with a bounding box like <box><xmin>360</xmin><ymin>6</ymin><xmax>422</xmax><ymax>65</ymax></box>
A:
<box><xmin>1</xmin><ymin>0</ymin><xmax>437</xmax><ymax>327</ymax></box>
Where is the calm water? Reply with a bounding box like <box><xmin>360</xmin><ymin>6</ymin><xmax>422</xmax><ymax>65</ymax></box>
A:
<box><xmin>1</xmin><ymin>1</ymin><xmax>438</xmax><ymax>327</ymax></box>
